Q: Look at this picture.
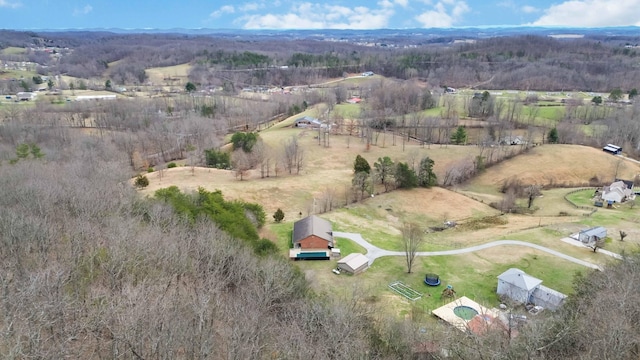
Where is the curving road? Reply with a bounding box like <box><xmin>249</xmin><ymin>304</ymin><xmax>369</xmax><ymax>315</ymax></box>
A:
<box><xmin>333</xmin><ymin>231</ymin><xmax>602</xmax><ymax>270</ymax></box>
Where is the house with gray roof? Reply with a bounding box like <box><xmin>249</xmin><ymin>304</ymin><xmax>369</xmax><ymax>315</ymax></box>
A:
<box><xmin>294</xmin><ymin>116</ymin><xmax>322</xmax><ymax>128</ymax></box>
<box><xmin>601</xmin><ymin>180</ymin><xmax>634</xmax><ymax>204</ymax></box>
<box><xmin>497</xmin><ymin>268</ymin><xmax>567</xmax><ymax>310</ymax></box>
<box><xmin>578</xmin><ymin>226</ymin><xmax>607</xmax><ymax>246</ymax></box>
<box><xmin>292</xmin><ymin>215</ymin><xmax>334</xmax><ymax>250</ymax></box>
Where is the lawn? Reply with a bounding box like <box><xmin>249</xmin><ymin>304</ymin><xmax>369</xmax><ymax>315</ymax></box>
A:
<box><xmin>300</xmin><ymin>245</ymin><xmax>588</xmax><ymax>319</ymax></box>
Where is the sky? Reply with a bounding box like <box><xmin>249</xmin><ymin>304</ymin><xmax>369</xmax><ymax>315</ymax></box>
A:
<box><xmin>1</xmin><ymin>0</ymin><xmax>640</xmax><ymax>30</ymax></box>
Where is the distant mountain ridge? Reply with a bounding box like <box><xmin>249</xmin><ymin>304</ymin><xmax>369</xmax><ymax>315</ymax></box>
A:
<box><xmin>23</xmin><ymin>26</ymin><xmax>640</xmax><ymax>40</ymax></box>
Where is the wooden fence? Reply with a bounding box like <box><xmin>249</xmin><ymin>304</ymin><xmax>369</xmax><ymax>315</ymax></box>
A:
<box><xmin>564</xmin><ymin>188</ymin><xmax>598</xmax><ymax>216</ymax></box>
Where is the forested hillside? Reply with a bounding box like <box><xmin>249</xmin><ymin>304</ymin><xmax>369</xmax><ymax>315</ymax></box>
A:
<box><xmin>2</xmin><ymin>29</ymin><xmax>640</xmax><ymax>91</ymax></box>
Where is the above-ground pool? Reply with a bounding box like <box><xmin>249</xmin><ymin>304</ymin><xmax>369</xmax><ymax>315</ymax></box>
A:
<box><xmin>453</xmin><ymin>305</ymin><xmax>479</xmax><ymax>320</ymax></box>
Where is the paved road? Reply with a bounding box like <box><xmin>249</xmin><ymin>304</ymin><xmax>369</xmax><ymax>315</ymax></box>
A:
<box><xmin>333</xmin><ymin>231</ymin><xmax>602</xmax><ymax>270</ymax></box>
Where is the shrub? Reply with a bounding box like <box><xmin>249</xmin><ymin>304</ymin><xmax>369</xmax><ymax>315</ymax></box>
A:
<box><xmin>167</xmin><ymin>162</ymin><xmax>177</xmax><ymax>168</ymax></box>
<box><xmin>273</xmin><ymin>208</ymin><xmax>285</xmax><ymax>223</ymax></box>
<box><xmin>147</xmin><ymin>167</ymin><xmax>154</xmax><ymax>173</ymax></box>
<box><xmin>204</xmin><ymin>149</ymin><xmax>231</xmax><ymax>169</ymax></box>
<box><xmin>134</xmin><ymin>174</ymin><xmax>149</xmax><ymax>189</ymax></box>
<box><xmin>253</xmin><ymin>239</ymin><xmax>278</xmax><ymax>256</ymax></box>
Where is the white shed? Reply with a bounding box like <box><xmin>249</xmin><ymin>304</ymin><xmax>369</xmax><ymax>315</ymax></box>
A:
<box><xmin>337</xmin><ymin>253</ymin><xmax>369</xmax><ymax>275</ymax></box>
<box><xmin>497</xmin><ymin>268</ymin><xmax>542</xmax><ymax>304</ymax></box>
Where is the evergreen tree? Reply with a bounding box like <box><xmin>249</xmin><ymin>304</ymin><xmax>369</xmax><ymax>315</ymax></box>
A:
<box><xmin>417</xmin><ymin>156</ymin><xmax>437</xmax><ymax>187</ymax></box>
<box><xmin>450</xmin><ymin>126</ymin><xmax>467</xmax><ymax>145</ymax></box>
<box><xmin>353</xmin><ymin>154</ymin><xmax>371</xmax><ymax>174</ymax></box>
<box><xmin>548</xmin><ymin>127</ymin><xmax>559</xmax><ymax>144</ymax></box>
<box><xmin>395</xmin><ymin>162</ymin><xmax>418</xmax><ymax>189</ymax></box>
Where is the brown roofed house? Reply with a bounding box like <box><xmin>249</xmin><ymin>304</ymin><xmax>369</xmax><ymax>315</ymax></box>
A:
<box><xmin>292</xmin><ymin>215</ymin><xmax>334</xmax><ymax>250</ymax></box>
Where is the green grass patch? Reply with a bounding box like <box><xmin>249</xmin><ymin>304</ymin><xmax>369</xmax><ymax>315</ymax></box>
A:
<box><xmin>336</xmin><ymin>237</ymin><xmax>366</xmax><ymax>256</ymax></box>
<box><xmin>565</xmin><ymin>189</ymin><xmax>596</xmax><ymax>206</ymax></box>
<box><xmin>334</xmin><ymin>103</ymin><xmax>361</xmax><ymax>118</ymax></box>
<box><xmin>268</xmin><ymin>222</ymin><xmax>293</xmax><ymax>255</ymax></box>
<box><xmin>1</xmin><ymin>46</ymin><xmax>26</xmax><ymax>55</ymax></box>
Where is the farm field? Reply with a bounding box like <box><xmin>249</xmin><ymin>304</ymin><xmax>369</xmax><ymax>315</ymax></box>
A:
<box><xmin>138</xmin><ymin>109</ymin><xmax>640</xmax><ymax>319</ymax></box>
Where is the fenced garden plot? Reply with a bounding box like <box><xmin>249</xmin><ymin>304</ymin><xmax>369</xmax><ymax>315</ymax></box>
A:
<box><xmin>388</xmin><ymin>281</ymin><xmax>422</xmax><ymax>301</ymax></box>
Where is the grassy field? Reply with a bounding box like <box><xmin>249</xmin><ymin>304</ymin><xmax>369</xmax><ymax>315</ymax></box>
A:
<box><xmin>464</xmin><ymin>145</ymin><xmax>640</xmax><ymax>189</ymax></box>
<box><xmin>136</xmin><ymin>100</ymin><xmax>640</xmax><ymax>320</ymax></box>
<box><xmin>145</xmin><ymin>63</ymin><xmax>192</xmax><ymax>86</ymax></box>
<box><xmin>303</xmin><ymin>244</ymin><xmax>588</xmax><ymax>319</ymax></box>
<box><xmin>0</xmin><ymin>47</ymin><xmax>27</xmax><ymax>55</ymax></box>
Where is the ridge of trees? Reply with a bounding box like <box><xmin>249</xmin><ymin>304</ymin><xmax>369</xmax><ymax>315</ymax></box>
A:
<box><xmin>4</xmin><ymin>30</ymin><xmax>640</xmax><ymax>92</ymax></box>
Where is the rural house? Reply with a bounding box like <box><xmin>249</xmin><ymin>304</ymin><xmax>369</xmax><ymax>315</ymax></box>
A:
<box><xmin>578</xmin><ymin>226</ymin><xmax>607</xmax><ymax>245</ymax></box>
<box><xmin>337</xmin><ymin>253</ymin><xmax>369</xmax><ymax>274</ymax></box>
<box><xmin>497</xmin><ymin>268</ymin><xmax>567</xmax><ymax>311</ymax></box>
<box><xmin>294</xmin><ymin>116</ymin><xmax>322</xmax><ymax>128</ymax></box>
<box><xmin>289</xmin><ymin>216</ymin><xmax>334</xmax><ymax>260</ymax></box>
<box><xmin>17</xmin><ymin>92</ymin><xmax>36</xmax><ymax>101</ymax></box>
<box><xmin>500</xmin><ymin>135</ymin><xmax>526</xmax><ymax>146</ymax></box>
<box><xmin>600</xmin><ymin>180</ymin><xmax>634</xmax><ymax>204</ymax></box>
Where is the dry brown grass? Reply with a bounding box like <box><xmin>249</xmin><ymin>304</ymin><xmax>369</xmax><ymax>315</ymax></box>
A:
<box><xmin>140</xmin><ymin>123</ymin><xmax>639</xmax><ymax>253</ymax></box>
<box><xmin>467</xmin><ymin>144</ymin><xmax>640</xmax><ymax>189</ymax></box>
<box><xmin>145</xmin><ymin>63</ymin><xmax>192</xmax><ymax>86</ymax></box>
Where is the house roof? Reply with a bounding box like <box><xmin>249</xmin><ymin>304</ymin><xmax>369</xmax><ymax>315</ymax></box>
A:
<box><xmin>292</xmin><ymin>215</ymin><xmax>333</xmax><ymax>246</ymax></box>
<box><xmin>532</xmin><ymin>285</ymin><xmax>567</xmax><ymax>307</ymax></box>
<box><xmin>615</xmin><ymin>178</ymin><xmax>634</xmax><ymax>189</ymax></box>
<box><xmin>579</xmin><ymin>226</ymin><xmax>607</xmax><ymax>237</ymax></box>
<box><xmin>295</xmin><ymin>115</ymin><xmax>321</xmax><ymax>124</ymax></box>
<box><xmin>337</xmin><ymin>253</ymin><xmax>369</xmax><ymax>270</ymax></box>
<box><xmin>603</xmin><ymin>145</ymin><xmax>621</xmax><ymax>153</ymax></box>
<box><xmin>497</xmin><ymin>268</ymin><xmax>542</xmax><ymax>291</ymax></box>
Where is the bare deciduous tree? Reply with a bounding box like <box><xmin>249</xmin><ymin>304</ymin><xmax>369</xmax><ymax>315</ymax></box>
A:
<box><xmin>402</xmin><ymin>222</ymin><xmax>424</xmax><ymax>274</ymax></box>
<box><xmin>283</xmin><ymin>135</ymin><xmax>304</xmax><ymax>175</ymax></box>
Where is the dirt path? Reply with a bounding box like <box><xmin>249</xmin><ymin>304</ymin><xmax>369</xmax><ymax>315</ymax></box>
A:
<box><xmin>333</xmin><ymin>231</ymin><xmax>602</xmax><ymax>270</ymax></box>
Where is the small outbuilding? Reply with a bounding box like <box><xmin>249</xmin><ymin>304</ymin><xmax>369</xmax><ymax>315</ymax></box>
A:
<box><xmin>497</xmin><ymin>268</ymin><xmax>542</xmax><ymax>304</ymax></box>
<box><xmin>337</xmin><ymin>253</ymin><xmax>369</xmax><ymax>274</ymax></box>
<box><xmin>602</xmin><ymin>144</ymin><xmax>622</xmax><ymax>155</ymax></box>
<box><xmin>578</xmin><ymin>226</ymin><xmax>607</xmax><ymax>245</ymax></box>
<box><xmin>497</xmin><ymin>268</ymin><xmax>567</xmax><ymax>310</ymax></box>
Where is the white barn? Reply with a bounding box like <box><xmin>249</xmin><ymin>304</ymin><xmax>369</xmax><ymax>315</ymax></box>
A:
<box><xmin>337</xmin><ymin>253</ymin><xmax>369</xmax><ymax>275</ymax></box>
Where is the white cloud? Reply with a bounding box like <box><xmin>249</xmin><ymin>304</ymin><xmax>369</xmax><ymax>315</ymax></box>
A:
<box><xmin>521</xmin><ymin>5</ymin><xmax>538</xmax><ymax>14</ymax></box>
<box><xmin>73</xmin><ymin>5</ymin><xmax>93</xmax><ymax>16</ymax></box>
<box><xmin>239</xmin><ymin>3</ymin><xmax>264</xmax><ymax>12</ymax></box>
<box><xmin>497</xmin><ymin>0</ymin><xmax>516</xmax><ymax>10</ymax></box>
<box><xmin>240</xmin><ymin>2</ymin><xmax>393</xmax><ymax>29</ymax></box>
<box><xmin>415</xmin><ymin>0</ymin><xmax>469</xmax><ymax>27</ymax></box>
<box><xmin>531</xmin><ymin>0</ymin><xmax>640</xmax><ymax>27</ymax></box>
<box><xmin>0</xmin><ymin>0</ymin><xmax>21</xmax><ymax>9</ymax></box>
<box><xmin>210</xmin><ymin>5</ymin><xmax>235</xmax><ymax>18</ymax></box>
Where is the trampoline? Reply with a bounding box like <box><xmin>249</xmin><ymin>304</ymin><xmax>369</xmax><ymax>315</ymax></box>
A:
<box><xmin>424</xmin><ymin>273</ymin><xmax>441</xmax><ymax>286</ymax></box>
<box><xmin>453</xmin><ymin>305</ymin><xmax>479</xmax><ymax>320</ymax></box>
